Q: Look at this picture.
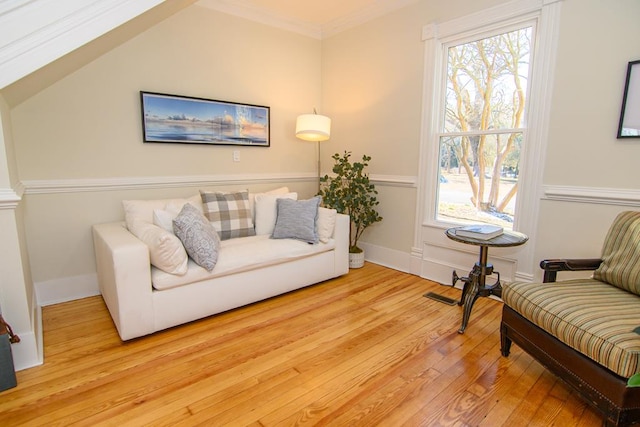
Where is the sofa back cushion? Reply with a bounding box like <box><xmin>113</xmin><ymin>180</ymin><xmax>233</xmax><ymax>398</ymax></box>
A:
<box><xmin>254</xmin><ymin>192</ymin><xmax>298</xmax><ymax>235</ymax></box>
<box><xmin>122</xmin><ymin>195</ymin><xmax>202</xmax><ymax>230</ymax></box>
<box><xmin>593</xmin><ymin>210</ymin><xmax>640</xmax><ymax>295</ymax></box>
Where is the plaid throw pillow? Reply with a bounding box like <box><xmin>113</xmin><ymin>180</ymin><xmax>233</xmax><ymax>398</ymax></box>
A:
<box><xmin>200</xmin><ymin>190</ymin><xmax>256</xmax><ymax>240</ymax></box>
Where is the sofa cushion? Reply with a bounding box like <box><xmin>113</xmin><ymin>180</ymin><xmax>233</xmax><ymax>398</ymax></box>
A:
<box><xmin>128</xmin><ymin>220</ymin><xmax>188</xmax><ymax>275</ymax></box>
<box><xmin>122</xmin><ymin>195</ymin><xmax>202</xmax><ymax>230</ymax></box>
<box><xmin>249</xmin><ymin>186</ymin><xmax>289</xmax><ymax>223</ymax></box>
<box><xmin>272</xmin><ymin>197</ymin><xmax>321</xmax><ymax>244</ymax></box>
<box><xmin>201</xmin><ymin>190</ymin><xmax>256</xmax><ymax>240</ymax></box>
<box><xmin>173</xmin><ymin>203</ymin><xmax>220</xmax><ymax>271</ymax></box>
<box><xmin>254</xmin><ymin>192</ymin><xmax>298</xmax><ymax>235</ymax></box>
<box><xmin>151</xmin><ymin>234</ymin><xmax>336</xmax><ymax>290</ymax></box>
<box><xmin>503</xmin><ymin>278</ymin><xmax>640</xmax><ymax>378</ymax></box>
<box><xmin>593</xmin><ymin>211</ymin><xmax>640</xmax><ymax>296</ymax></box>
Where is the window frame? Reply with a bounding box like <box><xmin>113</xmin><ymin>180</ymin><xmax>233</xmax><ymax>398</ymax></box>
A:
<box><xmin>413</xmin><ymin>0</ymin><xmax>563</xmax><ymax>280</ymax></box>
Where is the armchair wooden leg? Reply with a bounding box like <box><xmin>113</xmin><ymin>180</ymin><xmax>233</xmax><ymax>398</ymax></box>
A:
<box><xmin>500</xmin><ymin>323</ymin><xmax>512</xmax><ymax>357</ymax></box>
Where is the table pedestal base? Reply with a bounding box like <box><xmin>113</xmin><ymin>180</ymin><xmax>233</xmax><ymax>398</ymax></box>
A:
<box><xmin>452</xmin><ymin>260</ymin><xmax>501</xmax><ymax>334</ymax></box>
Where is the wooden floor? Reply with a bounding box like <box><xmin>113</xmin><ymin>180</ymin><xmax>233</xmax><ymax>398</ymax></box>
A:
<box><xmin>1</xmin><ymin>263</ymin><xmax>602</xmax><ymax>426</ymax></box>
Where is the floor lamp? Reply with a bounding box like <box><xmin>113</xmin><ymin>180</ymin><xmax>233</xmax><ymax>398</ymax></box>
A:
<box><xmin>295</xmin><ymin>112</ymin><xmax>331</xmax><ymax>193</ymax></box>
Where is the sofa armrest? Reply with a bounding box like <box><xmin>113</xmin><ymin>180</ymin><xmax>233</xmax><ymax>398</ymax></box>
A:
<box><xmin>92</xmin><ymin>222</ymin><xmax>155</xmax><ymax>340</ymax></box>
<box><xmin>333</xmin><ymin>214</ymin><xmax>350</xmax><ymax>275</ymax></box>
<box><xmin>540</xmin><ymin>258</ymin><xmax>603</xmax><ymax>283</ymax></box>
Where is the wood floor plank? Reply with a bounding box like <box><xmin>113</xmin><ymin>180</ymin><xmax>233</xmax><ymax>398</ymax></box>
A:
<box><xmin>0</xmin><ymin>263</ymin><xmax>603</xmax><ymax>426</ymax></box>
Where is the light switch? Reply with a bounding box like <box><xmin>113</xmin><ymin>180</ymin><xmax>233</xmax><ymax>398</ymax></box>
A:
<box><xmin>233</xmin><ymin>150</ymin><xmax>240</xmax><ymax>162</ymax></box>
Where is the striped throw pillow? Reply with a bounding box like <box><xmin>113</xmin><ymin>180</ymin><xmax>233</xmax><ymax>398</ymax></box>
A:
<box><xmin>594</xmin><ymin>211</ymin><xmax>640</xmax><ymax>295</ymax></box>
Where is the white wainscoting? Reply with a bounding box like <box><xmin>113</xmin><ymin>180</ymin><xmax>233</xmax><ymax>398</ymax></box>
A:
<box><xmin>20</xmin><ymin>173</ymin><xmax>419</xmax><ymax>306</ymax></box>
<box><xmin>413</xmin><ymin>184</ymin><xmax>640</xmax><ymax>285</ymax></box>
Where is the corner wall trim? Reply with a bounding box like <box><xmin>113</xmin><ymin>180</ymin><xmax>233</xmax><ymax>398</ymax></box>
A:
<box><xmin>543</xmin><ymin>185</ymin><xmax>640</xmax><ymax>207</ymax></box>
<box><xmin>0</xmin><ymin>187</ymin><xmax>21</xmax><ymax>209</ymax></box>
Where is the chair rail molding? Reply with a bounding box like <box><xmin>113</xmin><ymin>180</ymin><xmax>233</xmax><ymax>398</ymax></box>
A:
<box><xmin>0</xmin><ymin>187</ymin><xmax>21</xmax><ymax>209</ymax></box>
<box><xmin>20</xmin><ymin>173</ymin><xmax>418</xmax><ymax>195</ymax></box>
<box><xmin>20</xmin><ymin>173</ymin><xmax>316</xmax><ymax>195</ymax></box>
<box><xmin>543</xmin><ymin>185</ymin><xmax>640</xmax><ymax>207</ymax></box>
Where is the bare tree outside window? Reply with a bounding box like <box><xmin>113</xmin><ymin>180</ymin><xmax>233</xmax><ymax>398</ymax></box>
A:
<box><xmin>436</xmin><ymin>27</ymin><xmax>532</xmax><ymax>229</ymax></box>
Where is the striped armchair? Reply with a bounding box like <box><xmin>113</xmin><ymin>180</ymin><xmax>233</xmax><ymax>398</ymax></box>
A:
<box><xmin>501</xmin><ymin>211</ymin><xmax>640</xmax><ymax>427</ymax></box>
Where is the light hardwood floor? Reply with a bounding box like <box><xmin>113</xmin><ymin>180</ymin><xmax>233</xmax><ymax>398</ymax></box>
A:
<box><xmin>1</xmin><ymin>263</ymin><xmax>601</xmax><ymax>426</ymax></box>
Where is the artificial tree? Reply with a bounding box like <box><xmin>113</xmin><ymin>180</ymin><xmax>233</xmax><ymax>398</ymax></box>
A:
<box><xmin>319</xmin><ymin>151</ymin><xmax>382</xmax><ymax>254</ymax></box>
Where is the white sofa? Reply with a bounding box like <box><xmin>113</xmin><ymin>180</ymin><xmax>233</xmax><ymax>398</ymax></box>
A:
<box><xmin>92</xmin><ymin>189</ymin><xmax>349</xmax><ymax>341</ymax></box>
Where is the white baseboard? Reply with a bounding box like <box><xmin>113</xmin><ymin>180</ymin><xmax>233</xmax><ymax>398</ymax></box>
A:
<box><xmin>9</xmin><ymin>291</ymin><xmax>44</xmax><ymax>372</ymax></box>
<box><xmin>35</xmin><ymin>273</ymin><xmax>100</xmax><ymax>306</ymax></box>
<box><xmin>360</xmin><ymin>242</ymin><xmax>412</xmax><ymax>273</ymax></box>
<box><xmin>11</xmin><ymin>330</ymin><xmax>41</xmax><ymax>371</ymax></box>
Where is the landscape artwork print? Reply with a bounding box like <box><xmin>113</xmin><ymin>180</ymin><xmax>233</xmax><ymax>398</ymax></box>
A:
<box><xmin>140</xmin><ymin>92</ymin><xmax>270</xmax><ymax>146</ymax></box>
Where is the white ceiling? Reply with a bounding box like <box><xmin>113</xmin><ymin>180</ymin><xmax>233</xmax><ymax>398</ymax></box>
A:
<box><xmin>197</xmin><ymin>0</ymin><xmax>420</xmax><ymax>39</ymax></box>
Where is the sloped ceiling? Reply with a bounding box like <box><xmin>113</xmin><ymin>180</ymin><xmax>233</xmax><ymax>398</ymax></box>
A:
<box><xmin>1</xmin><ymin>0</ymin><xmax>418</xmax><ymax>105</ymax></box>
<box><xmin>1</xmin><ymin>0</ymin><xmax>197</xmax><ymax>106</ymax></box>
<box><xmin>0</xmin><ymin>0</ymin><xmax>177</xmax><ymax>90</ymax></box>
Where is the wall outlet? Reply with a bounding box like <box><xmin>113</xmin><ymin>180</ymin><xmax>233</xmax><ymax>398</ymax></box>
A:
<box><xmin>233</xmin><ymin>150</ymin><xmax>240</xmax><ymax>162</ymax></box>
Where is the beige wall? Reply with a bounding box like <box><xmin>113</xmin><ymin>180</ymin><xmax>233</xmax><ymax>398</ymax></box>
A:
<box><xmin>8</xmin><ymin>5</ymin><xmax>322</xmax><ymax>288</ymax></box>
<box><xmin>321</xmin><ymin>0</ymin><xmax>510</xmax><ymax>253</ymax></box>
<box><xmin>12</xmin><ymin>6</ymin><xmax>321</xmax><ymax>180</ymax></box>
<box><xmin>323</xmin><ymin>0</ymin><xmax>640</xmax><ymax>276</ymax></box>
<box><xmin>533</xmin><ymin>0</ymin><xmax>640</xmax><ymax>266</ymax></box>
<box><xmin>4</xmin><ymin>0</ymin><xmax>640</xmax><ymax>303</ymax></box>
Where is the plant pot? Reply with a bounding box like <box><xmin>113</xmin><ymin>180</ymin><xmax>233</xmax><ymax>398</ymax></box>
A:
<box><xmin>349</xmin><ymin>251</ymin><xmax>365</xmax><ymax>269</ymax></box>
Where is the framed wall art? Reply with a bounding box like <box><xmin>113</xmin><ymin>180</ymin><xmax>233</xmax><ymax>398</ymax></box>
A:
<box><xmin>617</xmin><ymin>60</ymin><xmax>640</xmax><ymax>138</ymax></box>
<box><xmin>140</xmin><ymin>91</ymin><xmax>270</xmax><ymax>146</ymax></box>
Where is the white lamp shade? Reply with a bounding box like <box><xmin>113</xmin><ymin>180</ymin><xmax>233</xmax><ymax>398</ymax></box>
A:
<box><xmin>296</xmin><ymin>114</ymin><xmax>331</xmax><ymax>141</ymax></box>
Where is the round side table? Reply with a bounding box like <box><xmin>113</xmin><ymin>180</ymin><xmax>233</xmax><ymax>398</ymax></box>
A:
<box><xmin>445</xmin><ymin>227</ymin><xmax>528</xmax><ymax>334</ymax></box>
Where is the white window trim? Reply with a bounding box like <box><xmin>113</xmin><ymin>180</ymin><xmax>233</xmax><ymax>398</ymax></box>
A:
<box><xmin>413</xmin><ymin>0</ymin><xmax>563</xmax><ymax>280</ymax></box>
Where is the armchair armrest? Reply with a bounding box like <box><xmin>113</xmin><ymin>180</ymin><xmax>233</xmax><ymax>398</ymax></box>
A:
<box><xmin>540</xmin><ymin>258</ymin><xmax>603</xmax><ymax>283</ymax></box>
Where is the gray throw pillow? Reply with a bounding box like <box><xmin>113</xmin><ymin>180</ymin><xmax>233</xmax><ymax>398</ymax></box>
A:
<box><xmin>272</xmin><ymin>197</ymin><xmax>321</xmax><ymax>244</ymax></box>
<box><xmin>173</xmin><ymin>203</ymin><xmax>220</xmax><ymax>271</ymax></box>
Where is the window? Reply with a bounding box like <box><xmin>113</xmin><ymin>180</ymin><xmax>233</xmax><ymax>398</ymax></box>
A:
<box><xmin>436</xmin><ymin>26</ymin><xmax>533</xmax><ymax>230</ymax></box>
<box><xmin>416</xmin><ymin>0</ymin><xmax>562</xmax><ymax>282</ymax></box>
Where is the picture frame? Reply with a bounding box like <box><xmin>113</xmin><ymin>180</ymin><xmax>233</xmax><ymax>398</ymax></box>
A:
<box><xmin>140</xmin><ymin>91</ymin><xmax>270</xmax><ymax>146</ymax></box>
<box><xmin>617</xmin><ymin>60</ymin><xmax>640</xmax><ymax>138</ymax></box>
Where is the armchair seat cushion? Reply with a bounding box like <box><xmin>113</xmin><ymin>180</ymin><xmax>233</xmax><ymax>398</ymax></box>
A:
<box><xmin>503</xmin><ymin>278</ymin><xmax>640</xmax><ymax>378</ymax></box>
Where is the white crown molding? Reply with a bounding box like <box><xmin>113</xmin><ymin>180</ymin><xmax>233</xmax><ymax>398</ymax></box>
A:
<box><xmin>197</xmin><ymin>0</ymin><xmax>420</xmax><ymax>40</ymax></box>
<box><xmin>0</xmin><ymin>0</ymin><xmax>165</xmax><ymax>89</ymax></box>
<box><xmin>196</xmin><ymin>0</ymin><xmax>322</xmax><ymax>39</ymax></box>
<box><xmin>543</xmin><ymin>185</ymin><xmax>640</xmax><ymax>207</ymax></box>
<box><xmin>320</xmin><ymin>0</ymin><xmax>419</xmax><ymax>39</ymax></box>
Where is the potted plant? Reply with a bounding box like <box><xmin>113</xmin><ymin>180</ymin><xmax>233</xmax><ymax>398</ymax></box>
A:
<box><xmin>319</xmin><ymin>151</ymin><xmax>382</xmax><ymax>268</ymax></box>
